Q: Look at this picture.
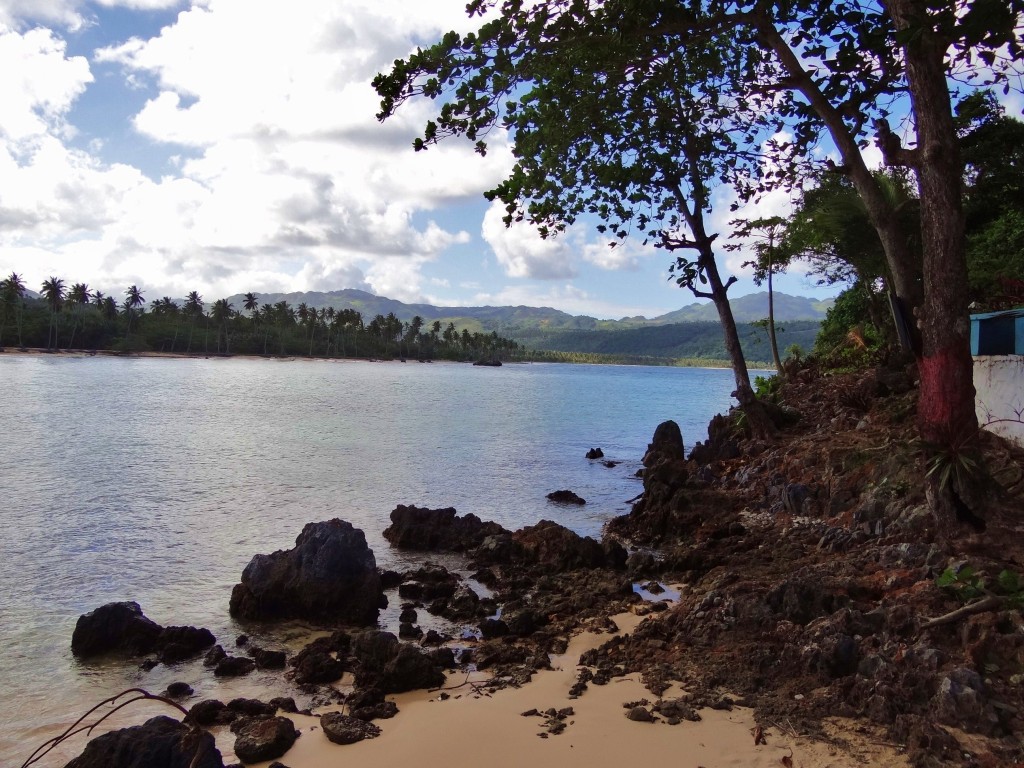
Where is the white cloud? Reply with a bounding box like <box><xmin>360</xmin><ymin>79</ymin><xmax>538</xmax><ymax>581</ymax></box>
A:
<box><xmin>582</xmin><ymin>239</ymin><xmax>646</xmax><ymax>271</ymax></box>
<box><xmin>0</xmin><ymin>26</ymin><xmax>91</xmax><ymax>141</ymax></box>
<box><xmin>0</xmin><ymin>0</ymin><xmax>517</xmax><ymax>304</ymax></box>
<box><xmin>481</xmin><ymin>201</ymin><xmax>576</xmax><ymax>279</ymax></box>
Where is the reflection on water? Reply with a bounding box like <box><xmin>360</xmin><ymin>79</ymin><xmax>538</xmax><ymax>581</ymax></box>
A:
<box><xmin>0</xmin><ymin>356</ymin><xmax>739</xmax><ymax>764</ymax></box>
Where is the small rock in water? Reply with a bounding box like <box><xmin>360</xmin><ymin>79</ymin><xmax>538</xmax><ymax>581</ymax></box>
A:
<box><xmin>165</xmin><ymin>681</ymin><xmax>193</xmax><ymax>698</ymax></box>
<box><xmin>586</xmin><ymin>448</ymin><xmax>604</xmax><ymax>459</ymax></box>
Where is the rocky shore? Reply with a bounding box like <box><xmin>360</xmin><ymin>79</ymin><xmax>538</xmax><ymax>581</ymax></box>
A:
<box><xmin>55</xmin><ymin>359</ymin><xmax>1024</xmax><ymax>768</ymax></box>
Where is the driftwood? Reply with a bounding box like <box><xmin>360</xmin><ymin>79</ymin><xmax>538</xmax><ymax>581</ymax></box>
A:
<box><xmin>919</xmin><ymin>595</ymin><xmax>1008</xmax><ymax>632</ymax></box>
<box><xmin>19</xmin><ymin>688</ymin><xmax>203</xmax><ymax>768</ymax></box>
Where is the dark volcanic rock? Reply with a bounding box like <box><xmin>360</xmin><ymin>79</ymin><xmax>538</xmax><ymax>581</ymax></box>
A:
<box><xmin>293</xmin><ymin>650</ymin><xmax>344</xmax><ymax>684</ymax></box>
<box><xmin>351</xmin><ymin>631</ymin><xmax>446</xmax><ymax>693</ymax></box>
<box><xmin>165</xmin><ymin>682</ymin><xmax>194</xmax><ymax>699</ymax></box>
<box><xmin>229</xmin><ymin>519</ymin><xmax>385</xmax><ymax>625</ymax></box>
<box><xmin>250</xmin><ymin>646</ymin><xmax>287</xmax><ymax>669</ymax></box>
<box><xmin>71</xmin><ymin>602</ymin><xmax>162</xmax><ymax>658</ymax></box>
<box><xmin>65</xmin><ymin>715</ymin><xmax>223</xmax><ymax>768</ymax></box>
<box><xmin>546</xmin><ymin>490</ymin><xmax>586</xmax><ymax>505</ymax></box>
<box><xmin>231</xmin><ymin>716</ymin><xmax>298</xmax><ymax>763</ymax></box>
<box><xmin>586</xmin><ymin>448</ymin><xmax>604</xmax><ymax>459</ymax></box>
<box><xmin>157</xmin><ymin>626</ymin><xmax>216</xmax><ymax>664</ymax></box>
<box><xmin>187</xmin><ymin>700</ymin><xmax>233</xmax><ymax>727</ymax></box>
<box><xmin>320</xmin><ymin>712</ymin><xmax>382</xmax><ymax>745</ymax></box>
<box><xmin>382</xmin><ymin>505</ymin><xmax>508</xmax><ymax>552</ymax></box>
<box><xmin>513</xmin><ymin>520</ymin><xmax>608</xmax><ymax>570</ymax></box>
<box><xmin>214</xmin><ymin>656</ymin><xmax>256</xmax><ymax>677</ymax></box>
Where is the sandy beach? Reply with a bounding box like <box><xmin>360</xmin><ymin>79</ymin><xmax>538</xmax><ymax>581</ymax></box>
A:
<box><xmin>208</xmin><ymin>609</ymin><xmax>910</xmax><ymax>768</ymax></box>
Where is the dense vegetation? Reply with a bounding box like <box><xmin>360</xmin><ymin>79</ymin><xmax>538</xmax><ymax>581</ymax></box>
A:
<box><xmin>0</xmin><ymin>278</ymin><xmax>522</xmax><ymax>363</ymax></box>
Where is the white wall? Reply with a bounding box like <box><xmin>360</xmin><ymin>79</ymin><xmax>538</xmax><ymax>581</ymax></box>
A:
<box><xmin>974</xmin><ymin>355</ymin><xmax>1024</xmax><ymax>448</ymax></box>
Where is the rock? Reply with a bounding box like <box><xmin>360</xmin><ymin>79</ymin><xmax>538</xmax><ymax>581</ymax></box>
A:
<box><xmin>292</xmin><ymin>651</ymin><xmax>344</xmax><ymax>685</ymax></box>
<box><xmin>382</xmin><ymin>505</ymin><xmax>508</xmax><ymax>552</ymax></box>
<box><xmin>472</xmin><ymin>533</ymin><xmax>528</xmax><ymax>565</ymax></box>
<box><xmin>320</xmin><ymin>712</ymin><xmax>382</xmax><ymax>745</ymax></box>
<box><xmin>546</xmin><ymin>490</ymin><xmax>586</xmax><ymax>505</ymax></box>
<box><xmin>381</xmin><ymin>644</ymin><xmax>447</xmax><ymax>693</ymax></box>
<box><xmin>204</xmin><ymin>645</ymin><xmax>227</xmax><ymax>667</ymax></box>
<box><xmin>346</xmin><ymin>689</ymin><xmax>400</xmax><ymax>721</ymax></box>
<box><xmin>157</xmin><ymin>626</ymin><xmax>216</xmax><ymax>664</ymax></box>
<box><xmin>250</xmin><ymin>646</ymin><xmax>287</xmax><ymax>670</ymax></box>
<box><xmin>71</xmin><ymin>602</ymin><xmax>162</xmax><ymax>658</ymax></box>
<box><xmin>214</xmin><ymin>656</ymin><xmax>256</xmax><ymax>677</ymax></box>
<box><xmin>227</xmin><ymin>699</ymin><xmax>277</xmax><ymax>718</ymax></box>
<box><xmin>479</xmin><ymin>618</ymin><xmax>510</xmax><ymax>639</ymax></box>
<box><xmin>229</xmin><ymin>519</ymin><xmax>385</xmax><ymax>625</ymax></box>
<box><xmin>165</xmin><ymin>682</ymin><xmax>194</xmax><ymax>699</ymax></box>
<box><xmin>513</xmin><ymin>520</ymin><xmax>608</xmax><ymax>570</ymax></box>
<box><xmin>439</xmin><ymin>585</ymin><xmax>482</xmax><ymax>620</ymax></box>
<box><xmin>64</xmin><ymin>715</ymin><xmax>224</xmax><ymax>768</ymax></box>
<box><xmin>626</xmin><ymin>706</ymin><xmax>655</xmax><ymax>722</ymax></box>
<box><xmin>586</xmin><ymin>448</ymin><xmax>604</xmax><ymax>459</ymax></box>
<box><xmin>398</xmin><ymin>622</ymin><xmax>423</xmax><ymax>639</ymax></box>
<box><xmin>399</xmin><ymin>606</ymin><xmax>418</xmax><ymax>623</ymax></box>
<box><xmin>187</xmin><ymin>700</ymin><xmax>233</xmax><ymax>727</ymax></box>
<box><xmin>232</xmin><ymin>716</ymin><xmax>299</xmax><ymax>763</ymax></box>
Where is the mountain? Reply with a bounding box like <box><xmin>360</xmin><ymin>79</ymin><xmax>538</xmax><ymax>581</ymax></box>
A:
<box><xmin>225</xmin><ymin>289</ymin><xmax>832</xmax><ymax>331</ymax></box>
<box><xmin>651</xmin><ymin>292</ymin><xmax>833</xmax><ymax>324</ymax></box>
<box><xmin>222</xmin><ymin>288</ymin><xmax>829</xmax><ymax>361</ymax></box>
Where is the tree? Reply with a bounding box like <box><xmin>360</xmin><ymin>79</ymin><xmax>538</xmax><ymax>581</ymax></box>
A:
<box><xmin>243</xmin><ymin>292</ymin><xmax>260</xmax><ymax>315</ymax></box>
<box><xmin>184</xmin><ymin>291</ymin><xmax>203</xmax><ymax>354</ymax></box>
<box><xmin>727</xmin><ymin>216</ymin><xmax>789</xmax><ymax>375</ymax></box>
<box><xmin>376</xmin><ymin>0</ymin><xmax>1023</xmax><ymax>523</ymax></box>
<box><xmin>956</xmin><ymin>91</ymin><xmax>1024</xmax><ymax>307</ymax></box>
<box><xmin>65</xmin><ymin>282</ymin><xmax>92</xmax><ymax>350</ymax></box>
<box><xmin>210</xmin><ymin>298</ymin><xmax>234</xmax><ymax>353</ymax></box>
<box><xmin>1</xmin><ymin>272</ymin><xmax>27</xmax><ymax>348</ymax></box>
<box><xmin>123</xmin><ymin>285</ymin><xmax>145</xmax><ymax>341</ymax></box>
<box><xmin>375</xmin><ymin>2</ymin><xmax>775</xmax><ymax>432</ymax></box>
<box><xmin>41</xmin><ymin>276</ymin><xmax>66</xmax><ymax>350</ymax></box>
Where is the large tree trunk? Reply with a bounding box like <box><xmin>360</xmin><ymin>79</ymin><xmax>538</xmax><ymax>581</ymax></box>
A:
<box><xmin>888</xmin><ymin>0</ymin><xmax>979</xmax><ymax>534</ymax></box>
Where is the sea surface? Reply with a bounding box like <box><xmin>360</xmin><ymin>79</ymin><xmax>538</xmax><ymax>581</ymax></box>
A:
<box><xmin>0</xmin><ymin>355</ymin><xmax>743</xmax><ymax>765</ymax></box>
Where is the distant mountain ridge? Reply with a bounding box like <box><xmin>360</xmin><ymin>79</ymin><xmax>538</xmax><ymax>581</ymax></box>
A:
<box><xmin>223</xmin><ymin>288</ymin><xmax>833</xmax><ymax>332</ymax></box>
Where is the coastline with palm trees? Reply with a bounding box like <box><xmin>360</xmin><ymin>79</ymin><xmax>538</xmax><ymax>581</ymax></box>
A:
<box><xmin>0</xmin><ymin>272</ymin><xmax>522</xmax><ymax>364</ymax></box>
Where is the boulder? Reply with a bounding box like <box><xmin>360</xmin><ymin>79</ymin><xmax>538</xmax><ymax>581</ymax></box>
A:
<box><xmin>229</xmin><ymin>519</ymin><xmax>385</xmax><ymax>625</ymax></box>
<box><xmin>231</xmin><ymin>717</ymin><xmax>298</xmax><ymax>763</ymax></box>
<box><xmin>292</xmin><ymin>651</ymin><xmax>344</xmax><ymax>685</ymax></box>
<box><xmin>214</xmin><ymin>656</ymin><xmax>256</xmax><ymax>677</ymax></box>
<box><xmin>250</xmin><ymin>646</ymin><xmax>287</xmax><ymax>670</ymax></box>
<box><xmin>71</xmin><ymin>602</ymin><xmax>162</xmax><ymax>658</ymax></box>
<box><xmin>187</xmin><ymin>700</ymin><xmax>233</xmax><ymax>727</ymax></box>
<box><xmin>382</xmin><ymin>505</ymin><xmax>508</xmax><ymax>552</ymax></box>
<box><xmin>64</xmin><ymin>715</ymin><xmax>223</xmax><ymax>768</ymax></box>
<box><xmin>546</xmin><ymin>490</ymin><xmax>586</xmax><ymax>505</ymax></box>
<box><xmin>157</xmin><ymin>626</ymin><xmax>216</xmax><ymax>664</ymax></box>
<box><xmin>513</xmin><ymin>520</ymin><xmax>608</xmax><ymax>571</ymax></box>
<box><xmin>586</xmin><ymin>448</ymin><xmax>604</xmax><ymax>459</ymax></box>
<box><xmin>320</xmin><ymin>712</ymin><xmax>381</xmax><ymax>745</ymax></box>
<box><xmin>351</xmin><ymin>631</ymin><xmax>445</xmax><ymax>693</ymax></box>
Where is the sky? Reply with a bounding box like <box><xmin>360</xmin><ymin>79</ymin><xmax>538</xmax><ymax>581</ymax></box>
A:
<box><xmin>0</xmin><ymin>0</ymin><xmax>849</xmax><ymax>319</ymax></box>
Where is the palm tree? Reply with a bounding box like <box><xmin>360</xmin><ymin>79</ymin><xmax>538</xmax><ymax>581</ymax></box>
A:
<box><xmin>41</xmin><ymin>276</ymin><xmax>66</xmax><ymax>350</ymax></box>
<box><xmin>210</xmin><ymin>298</ymin><xmax>234</xmax><ymax>353</ymax></box>
<box><xmin>123</xmin><ymin>284</ymin><xmax>145</xmax><ymax>341</ymax></box>
<box><xmin>183</xmin><ymin>291</ymin><xmax>203</xmax><ymax>353</ymax></box>
<box><xmin>243</xmin><ymin>292</ymin><xmax>259</xmax><ymax>315</ymax></box>
<box><xmin>65</xmin><ymin>282</ymin><xmax>91</xmax><ymax>350</ymax></box>
<box><xmin>1</xmin><ymin>272</ymin><xmax>27</xmax><ymax>348</ymax></box>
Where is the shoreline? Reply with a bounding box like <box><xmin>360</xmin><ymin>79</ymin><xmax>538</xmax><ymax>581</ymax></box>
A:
<box><xmin>212</xmin><ymin>609</ymin><xmax>909</xmax><ymax>768</ymax></box>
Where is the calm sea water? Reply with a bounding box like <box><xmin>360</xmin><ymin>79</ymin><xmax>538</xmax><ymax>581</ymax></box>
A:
<box><xmin>0</xmin><ymin>355</ymin><xmax>741</xmax><ymax>765</ymax></box>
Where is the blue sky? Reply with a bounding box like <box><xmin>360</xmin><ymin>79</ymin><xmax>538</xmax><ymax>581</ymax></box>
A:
<box><xmin>0</xmin><ymin>0</ymin><xmax>846</xmax><ymax>319</ymax></box>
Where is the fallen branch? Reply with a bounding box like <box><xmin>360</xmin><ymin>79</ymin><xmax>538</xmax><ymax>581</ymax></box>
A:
<box><xmin>20</xmin><ymin>688</ymin><xmax>193</xmax><ymax>768</ymax></box>
<box><xmin>919</xmin><ymin>595</ymin><xmax>1007</xmax><ymax>632</ymax></box>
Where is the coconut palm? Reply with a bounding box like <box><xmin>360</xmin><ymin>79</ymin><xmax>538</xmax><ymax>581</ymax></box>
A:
<box><xmin>183</xmin><ymin>291</ymin><xmax>203</xmax><ymax>353</ymax></box>
<box><xmin>210</xmin><ymin>298</ymin><xmax>234</xmax><ymax>353</ymax></box>
<box><xmin>1</xmin><ymin>272</ymin><xmax>27</xmax><ymax>348</ymax></box>
<box><xmin>65</xmin><ymin>282</ymin><xmax>91</xmax><ymax>350</ymax></box>
<box><xmin>122</xmin><ymin>284</ymin><xmax>145</xmax><ymax>341</ymax></box>
<box><xmin>40</xmin><ymin>276</ymin><xmax>66</xmax><ymax>350</ymax></box>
